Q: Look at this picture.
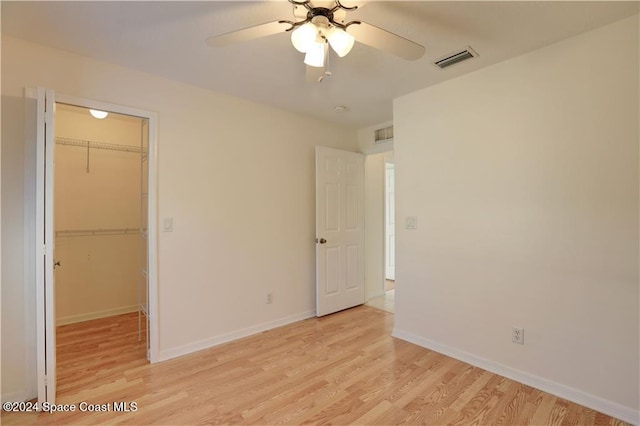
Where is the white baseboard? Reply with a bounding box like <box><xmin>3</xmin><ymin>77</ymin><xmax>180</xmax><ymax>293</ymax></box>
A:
<box><xmin>57</xmin><ymin>305</ymin><xmax>138</xmax><ymax>326</ymax></box>
<box><xmin>158</xmin><ymin>310</ymin><xmax>316</xmax><ymax>362</ymax></box>
<box><xmin>2</xmin><ymin>390</ymin><xmax>28</xmax><ymax>403</ymax></box>
<box><xmin>392</xmin><ymin>328</ymin><xmax>639</xmax><ymax>425</ymax></box>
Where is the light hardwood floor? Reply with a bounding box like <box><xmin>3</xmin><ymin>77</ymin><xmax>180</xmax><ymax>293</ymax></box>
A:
<box><xmin>385</xmin><ymin>279</ymin><xmax>395</xmax><ymax>292</ymax></box>
<box><xmin>1</xmin><ymin>307</ymin><xmax>626</xmax><ymax>425</ymax></box>
<box><xmin>366</xmin><ymin>290</ymin><xmax>395</xmax><ymax>314</ymax></box>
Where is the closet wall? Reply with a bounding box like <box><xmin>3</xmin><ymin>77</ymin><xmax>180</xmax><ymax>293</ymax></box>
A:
<box><xmin>55</xmin><ymin>104</ymin><xmax>143</xmax><ymax>325</ymax></box>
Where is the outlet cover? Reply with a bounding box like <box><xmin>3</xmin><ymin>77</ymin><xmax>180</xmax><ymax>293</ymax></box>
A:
<box><xmin>512</xmin><ymin>327</ymin><xmax>524</xmax><ymax>344</ymax></box>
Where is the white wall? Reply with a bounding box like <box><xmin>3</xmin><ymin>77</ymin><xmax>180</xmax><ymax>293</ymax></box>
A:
<box><xmin>393</xmin><ymin>15</ymin><xmax>639</xmax><ymax>422</ymax></box>
<box><xmin>1</xmin><ymin>91</ymin><xmax>31</xmax><ymax>402</ymax></box>
<box><xmin>1</xmin><ymin>36</ymin><xmax>357</xmax><ymax>400</ymax></box>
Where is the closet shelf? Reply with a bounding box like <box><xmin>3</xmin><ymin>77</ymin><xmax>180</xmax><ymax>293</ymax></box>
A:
<box><xmin>56</xmin><ymin>228</ymin><xmax>141</xmax><ymax>238</ymax></box>
<box><xmin>56</xmin><ymin>137</ymin><xmax>147</xmax><ymax>154</ymax></box>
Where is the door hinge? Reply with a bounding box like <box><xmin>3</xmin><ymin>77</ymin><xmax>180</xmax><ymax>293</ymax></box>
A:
<box><xmin>42</xmin><ymin>244</ymin><xmax>46</xmax><ymax>255</ymax></box>
<box><xmin>44</xmin><ymin>375</ymin><xmax>49</xmax><ymax>386</ymax></box>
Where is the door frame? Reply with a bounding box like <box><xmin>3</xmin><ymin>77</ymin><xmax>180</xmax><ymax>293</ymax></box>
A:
<box><xmin>54</xmin><ymin>93</ymin><xmax>160</xmax><ymax>363</ymax></box>
<box><xmin>384</xmin><ymin>161</ymin><xmax>395</xmax><ymax>282</ymax></box>
<box><xmin>35</xmin><ymin>87</ymin><xmax>55</xmax><ymax>404</ymax></box>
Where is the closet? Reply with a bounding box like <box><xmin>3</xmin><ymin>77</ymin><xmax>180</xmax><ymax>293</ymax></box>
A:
<box><xmin>54</xmin><ymin>103</ymin><xmax>148</xmax><ymax>352</ymax></box>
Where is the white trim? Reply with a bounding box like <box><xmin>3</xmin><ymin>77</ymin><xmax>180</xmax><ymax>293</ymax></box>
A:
<box><xmin>1</xmin><ymin>391</ymin><xmax>29</xmax><ymax>404</ymax></box>
<box><xmin>360</xmin><ymin>140</ymin><xmax>393</xmax><ymax>155</ymax></box>
<box><xmin>392</xmin><ymin>328</ymin><xmax>639</xmax><ymax>425</ymax></box>
<box><xmin>34</xmin><ymin>88</ymin><xmax>47</xmax><ymax>404</ymax></box>
<box><xmin>384</xmin><ymin>162</ymin><xmax>395</xmax><ymax>282</ymax></box>
<box><xmin>44</xmin><ymin>88</ymin><xmax>56</xmax><ymax>403</ymax></box>
<box><xmin>56</xmin><ymin>305</ymin><xmax>138</xmax><ymax>326</ymax></box>
<box><xmin>54</xmin><ymin>93</ymin><xmax>160</xmax><ymax>363</ymax></box>
<box><xmin>23</xmin><ymin>88</ymin><xmax>39</xmax><ymax>401</ymax></box>
<box><xmin>158</xmin><ymin>310</ymin><xmax>316</xmax><ymax>362</ymax></box>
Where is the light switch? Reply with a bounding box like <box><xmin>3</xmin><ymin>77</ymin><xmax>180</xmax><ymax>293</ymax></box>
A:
<box><xmin>163</xmin><ymin>217</ymin><xmax>173</xmax><ymax>232</ymax></box>
<box><xmin>405</xmin><ymin>216</ymin><xmax>417</xmax><ymax>230</ymax></box>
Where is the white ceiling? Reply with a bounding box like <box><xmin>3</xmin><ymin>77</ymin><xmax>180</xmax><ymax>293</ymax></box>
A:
<box><xmin>2</xmin><ymin>1</ymin><xmax>638</xmax><ymax>129</ymax></box>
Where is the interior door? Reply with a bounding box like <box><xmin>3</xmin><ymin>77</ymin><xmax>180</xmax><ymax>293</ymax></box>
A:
<box><xmin>35</xmin><ymin>88</ymin><xmax>56</xmax><ymax>404</ymax></box>
<box><xmin>385</xmin><ymin>163</ymin><xmax>395</xmax><ymax>280</ymax></box>
<box><xmin>315</xmin><ymin>146</ymin><xmax>365</xmax><ymax>317</ymax></box>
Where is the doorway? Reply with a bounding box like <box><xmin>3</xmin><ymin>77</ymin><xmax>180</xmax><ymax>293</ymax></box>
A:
<box><xmin>385</xmin><ymin>161</ymin><xmax>395</xmax><ymax>284</ymax></box>
<box><xmin>364</xmin><ymin>152</ymin><xmax>395</xmax><ymax>314</ymax></box>
<box><xmin>33</xmin><ymin>89</ymin><xmax>158</xmax><ymax>404</ymax></box>
<box><xmin>53</xmin><ymin>103</ymin><xmax>150</xmax><ymax>388</ymax></box>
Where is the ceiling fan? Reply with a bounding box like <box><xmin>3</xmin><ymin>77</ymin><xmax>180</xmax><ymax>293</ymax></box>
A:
<box><xmin>205</xmin><ymin>0</ymin><xmax>425</xmax><ymax>82</ymax></box>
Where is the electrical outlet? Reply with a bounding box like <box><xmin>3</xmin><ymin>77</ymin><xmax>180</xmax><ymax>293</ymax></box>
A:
<box><xmin>266</xmin><ymin>293</ymin><xmax>273</xmax><ymax>304</ymax></box>
<box><xmin>512</xmin><ymin>327</ymin><xmax>524</xmax><ymax>345</ymax></box>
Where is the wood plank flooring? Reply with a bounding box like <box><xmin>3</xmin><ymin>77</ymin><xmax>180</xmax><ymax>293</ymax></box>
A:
<box><xmin>1</xmin><ymin>307</ymin><xmax>627</xmax><ymax>425</ymax></box>
<box><xmin>365</xmin><ymin>290</ymin><xmax>394</xmax><ymax>314</ymax></box>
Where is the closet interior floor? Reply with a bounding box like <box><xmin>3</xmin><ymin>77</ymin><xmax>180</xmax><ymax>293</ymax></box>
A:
<box><xmin>57</xmin><ymin>312</ymin><xmax>148</xmax><ymax>396</ymax></box>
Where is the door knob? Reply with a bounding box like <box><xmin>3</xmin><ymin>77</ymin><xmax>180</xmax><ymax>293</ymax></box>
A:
<box><xmin>317</xmin><ymin>238</ymin><xmax>327</xmax><ymax>244</ymax></box>
<box><xmin>54</xmin><ymin>260</ymin><xmax>61</xmax><ymax>269</ymax></box>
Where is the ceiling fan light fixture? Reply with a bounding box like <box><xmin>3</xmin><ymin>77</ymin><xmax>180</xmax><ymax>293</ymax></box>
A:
<box><xmin>304</xmin><ymin>41</ymin><xmax>326</xmax><ymax>67</ymax></box>
<box><xmin>89</xmin><ymin>109</ymin><xmax>109</xmax><ymax>119</ymax></box>
<box><xmin>327</xmin><ymin>27</ymin><xmax>354</xmax><ymax>57</ymax></box>
<box><xmin>291</xmin><ymin>22</ymin><xmax>318</xmax><ymax>53</ymax></box>
<box><xmin>206</xmin><ymin>0</ymin><xmax>427</xmax><ymax>79</ymax></box>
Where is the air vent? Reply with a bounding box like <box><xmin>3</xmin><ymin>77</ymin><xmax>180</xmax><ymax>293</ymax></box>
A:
<box><xmin>374</xmin><ymin>125</ymin><xmax>394</xmax><ymax>143</ymax></box>
<box><xmin>434</xmin><ymin>47</ymin><xmax>478</xmax><ymax>69</ymax></box>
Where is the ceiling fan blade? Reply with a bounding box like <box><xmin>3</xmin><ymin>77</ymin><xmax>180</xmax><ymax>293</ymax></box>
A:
<box><xmin>205</xmin><ymin>21</ymin><xmax>289</xmax><ymax>47</ymax></box>
<box><xmin>333</xmin><ymin>1</ymin><xmax>367</xmax><ymax>24</ymax></box>
<box><xmin>347</xmin><ymin>21</ymin><xmax>425</xmax><ymax>60</ymax></box>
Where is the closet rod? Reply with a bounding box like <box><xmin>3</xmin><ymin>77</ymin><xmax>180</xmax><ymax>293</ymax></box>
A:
<box><xmin>55</xmin><ymin>137</ymin><xmax>147</xmax><ymax>154</ymax></box>
<box><xmin>56</xmin><ymin>228</ymin><xmax>141</xmax><ymax>238</ymax></box>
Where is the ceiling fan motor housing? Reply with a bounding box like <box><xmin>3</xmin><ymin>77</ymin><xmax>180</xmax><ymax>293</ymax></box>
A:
<box><xmin>308</xmin><ymin>8</ymin><xmax>334</xmax><ymax>24</ymax></box>
<box><xmin>311</xmin><ymin>15</ymin><xmax>332</xmax><ymax>37</ymax></box>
